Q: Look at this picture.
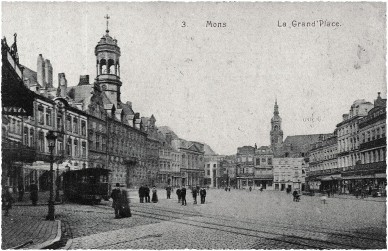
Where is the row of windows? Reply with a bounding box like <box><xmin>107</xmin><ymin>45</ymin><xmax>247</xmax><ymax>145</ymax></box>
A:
<box><xmin>361</xmin><ymin>125</ymin><xmax>385</xmax><ymax>143</ymax></box>
<box><xmin>66</xmin><ymin>115</ymin><xmax>87</xmax><ymax>136</ymax></box>
<box><xmin>361</xmin><ymin>148</ymin><xmax>386</xmax><ymax>164</ymax></box>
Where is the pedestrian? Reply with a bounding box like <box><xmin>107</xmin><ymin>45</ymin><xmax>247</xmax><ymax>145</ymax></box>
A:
<box><xmin>200</xmin><ymin>187</ymin><xmax>206</xmax><ymax>204</ymax></box>
<box><xmin>320</xmin><ymin>193</ymin><xmax>327</xmax><ymax>204</ymax></box>
<box><xmin>119</xmin><ymin>188</ymin><xmax>132</xmax><ymax>218</ymax></box>
<box><xmin>292</xmin><ymin>190</ymin><xmax>300</xmax><ymax>202</ymax></box>
<box><xmin>166</xmin><ymin>185</ymin><xmax>172</xmax><ymax>199</ymax></box>
<box><xmin>111</xmin><ymin>183</ymin><xmax>122</xmax><ymax>219</ymax></box>
<box><xmin>2</xmin><ymin>187</ymin><xmax>14</xmax><ymax>216</ymax></box>
<box><xmin>139</xmin><ymin>185</ymin><xmax>144</xmax><ymax>203</ymax></box>
<box><xmin>192</xmin><ymin>186</ymin><xmax>198</xmax><ymax>204</ymax></box>
<box><xmin>30</xmin><ymin>181</ymin><xmax>38</xmax><ymax>206</ymax></box>
<box><xmin>249</xmin><ymin>186</ymin><xmax>252</xmax><ymax>192</ymax></box>
<box><xmin>145</xmin><ymin>185</ymin><xmax>150</xmax><ymax>203</ymax></box>
<box><xmin>151</xmin><ymin>186</ymin><xmax>158</xmax><ymax>203</ymax></box>
<box><xmin>181</xmin><ymin>186</ymin><xmax>187</xmax><ymax>206</ymax></box>
<box><xmin>327</xmin><ymin>189</ymin><xmax>330</xmax><ymax>198</ymax></box>
<box><xmin>260</xmin><ymin>187</ymin><xmax>263</xmax><ymax>192</ymax></box>
<box><xmin>225</xmin><ymin>186</ymin><xmax>228</xmax><ymax>192</ymax></box>
<box><xmin>176</xmin><ymin>186</ymin><xmax>181</xmax><ymax>203</ymax></box>
<box><xmin>228</xmin><ymin>186</ymin><xmax>231</xmax><ymax>192</ymax></box>
<box><xmin>18</xmin><ymin>183</ymin><xmax>24</xmax><ymax>202</ymax></box>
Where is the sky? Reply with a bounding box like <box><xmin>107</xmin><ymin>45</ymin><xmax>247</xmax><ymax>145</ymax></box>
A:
<box><xmin>2</xmin><ymin>2</ymin><xmax>386</xmax><ymax>155</ymax></box>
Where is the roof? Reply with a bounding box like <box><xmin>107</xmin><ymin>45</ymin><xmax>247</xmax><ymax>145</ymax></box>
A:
<box><xmin>203</xmin><ymin>143</ymin><xmax>217</xmax><ymax>156</ymax></box>
<box><xmin>67</xmin><ymin>85</ymin><xmax>93</xmax><ymax>103</ymax></box>
<box><xmin>21</xmin><ymin>65</ymin><xmax>40</xmax><ymax>87</ymax></box>
<box><xmin>157</xmin><ymin>126</ymin><xmax>180</xmax><ymax>139</ymax></box>
<box><xmin>279</xmin><ymin>133</ymin><xmax>332</xmax><ymax>157</ymax></box>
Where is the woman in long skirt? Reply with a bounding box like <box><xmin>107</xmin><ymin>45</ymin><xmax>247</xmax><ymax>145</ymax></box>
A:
<box><xmin>151</xmin><ymin>186</ymin><xmax>158</xmax><ymax>203</ymax></box>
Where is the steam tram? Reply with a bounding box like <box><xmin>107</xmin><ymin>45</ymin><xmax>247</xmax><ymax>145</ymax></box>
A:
<box><xmin>63</xmin><ymin>168</ymin><xmax>110</xmax><ymax>204</ymax></box>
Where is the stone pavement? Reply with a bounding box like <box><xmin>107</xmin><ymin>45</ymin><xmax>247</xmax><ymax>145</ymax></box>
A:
<box><xmin>1</xmin><ymin>205</ymin><xmax>61</xmax><ymax>249</ymax></box>
<box><xmin>61</xmin><ymin>188</ymin><xmax>386</xmax><ymax>249</ymax></box>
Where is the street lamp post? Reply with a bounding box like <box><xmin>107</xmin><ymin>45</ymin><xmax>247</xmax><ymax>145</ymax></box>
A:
<box><xmin>55</xmin><ymin>162</ymin><xmax>60</xmax><ymax>202</ymax></box>
<box><xmin>46</xmin><ymin>130</ymin><xmax>57</xmax><ymax>221</ymax></box>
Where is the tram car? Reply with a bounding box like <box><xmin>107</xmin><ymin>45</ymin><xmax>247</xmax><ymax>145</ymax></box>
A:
<box><xmin>63</xmin><ymin>168</ymin><xmax>111</xmax><ymax>204</ymax></box>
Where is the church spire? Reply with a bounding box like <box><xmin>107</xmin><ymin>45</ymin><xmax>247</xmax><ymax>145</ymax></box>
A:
<box><xmin>274</xmin><ymin>99</ymin><xmax>279</xmax><ymax>116</ymax></box>
<box><xmin>104</xmin><ymin>14</ymin><xmax>110</xmax><ymax>34</ymax></box>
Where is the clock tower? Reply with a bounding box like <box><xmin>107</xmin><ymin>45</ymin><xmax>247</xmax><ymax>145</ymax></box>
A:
<box><xmin>95</xmin><ymin>15</ymin><xmax>122</xmax><ymax>108</ymax></box>
<box><xmin>270</xmin><ymin>99</ymin><xmax>283</xmax><ymax>148</ymax></box>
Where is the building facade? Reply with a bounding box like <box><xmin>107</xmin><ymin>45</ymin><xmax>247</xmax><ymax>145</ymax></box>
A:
<box><xmin>273</xmin><ymin>158</ymin><xmax>306</xmax><ymax>191</ymax></box>
<box><xmin>306</xmin><ymin>135</ymin><xmax>338</xmax><ymax>192</ymax></box>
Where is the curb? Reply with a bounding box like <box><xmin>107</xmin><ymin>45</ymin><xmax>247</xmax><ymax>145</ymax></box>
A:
<box><xmin>63</xmin><ymin>238</ymin><xmax>73</xmax><ymax>250</ymax></box>
<box><xmin>13</xmin><ymin>202</ymin><xmax>63</xmax><ymax>207</ymax></box>
<box><xmin>29</xmin><ymin>220</ymin><xmax>62</xmax><ymax>249</ymax></box>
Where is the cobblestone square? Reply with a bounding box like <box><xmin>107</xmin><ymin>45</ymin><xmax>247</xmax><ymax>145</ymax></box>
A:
<box><xmin>56</xmin><ymin>188</ymin><xmax>386</xmax><ymax>249</ymax></box>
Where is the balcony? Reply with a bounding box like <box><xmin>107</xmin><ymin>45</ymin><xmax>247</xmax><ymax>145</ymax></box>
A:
<box><xmin>359</xmin><ymin>137</ymin><xmax>386</xmax><ymax>151</ymax></box>
<box><xmin>2</xmin><ymin>140</ymin><xmax>36</xmax><ymax>163</ymax></box>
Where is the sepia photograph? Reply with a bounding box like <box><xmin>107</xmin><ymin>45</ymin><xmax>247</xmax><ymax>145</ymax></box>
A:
<box><xmin>1</xmin><ymin>2</ymin><xmax>386</xmax><ymax>249</ymax></box>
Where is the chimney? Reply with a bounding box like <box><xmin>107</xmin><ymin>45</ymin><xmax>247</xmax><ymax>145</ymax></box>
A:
<box><xmin>58</xmin><ymin>73</ymin><xmax>67</xmax><ymax>98</ymax></box>
<box><xmin>135</xmin><ymin>112</ymin><xmax>140</xmax><ymax>119</ymax></box>
<box><xmin>44</xmin><ymin>59</ymin><xmax>53</xmax><ymax>88</ymax></box>
<box><xmin>342</xmin><ymin>114</ymin><xmax>349</xmax><ymax>121</ymax></box>
<box><xmin>126</xmin><ymin>101</ymin><xmax>132</xmax><ymax>108</ymax></box>
<box><xmin>37</xmin><ymin>54</ymin><xmax>46</xmax><ymax>88</ymax></box>
<box><xmin>78</xmin><ymin>75</ymin><xmax>90</xmax><ymax>85</ymax></box>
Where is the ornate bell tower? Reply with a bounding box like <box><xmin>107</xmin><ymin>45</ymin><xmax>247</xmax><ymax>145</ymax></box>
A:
<box><xmin>95</xmin><ymin>15</ymin><xmax>122</xmax><ymax>107</ymax></box>
<box><xmin>270</xmin><ymin>99</ymin><xmax>283</xmax><ymax>148</ymax></box>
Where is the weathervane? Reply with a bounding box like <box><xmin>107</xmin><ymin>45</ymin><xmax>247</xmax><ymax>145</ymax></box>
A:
<box><xmin>104</xmin><ymin>14</ymin><xmax>110</xmax><ymax>33</ymax></box>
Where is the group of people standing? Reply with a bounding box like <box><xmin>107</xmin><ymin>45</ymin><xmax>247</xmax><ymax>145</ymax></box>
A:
<box><xmin>138</xmin><ymin>185</ymin><xmax>158</xmax><ymax>203</ymax></box>
<box><xmin>176</xmin><ymin>186</ymin><xmax>207</xmax><ymax>205</ymax></box>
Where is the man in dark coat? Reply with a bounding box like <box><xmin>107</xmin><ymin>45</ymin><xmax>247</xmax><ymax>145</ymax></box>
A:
<box><xmin>166</xmin><ymin>185</ymin><xmax>172</xmax><ymax>199</ymax></box>
<box><xmin>139</xmin><ymin>185</ymin><xmax>144</xmax><ymax>203</ymax></box>
<box><xmin>30</xmin><ymin>182</ymin><xmax>38</xmax><ymax>206</ymax></box>
<box><xmin>145</xmin><ymin>185</ymin><xmax>151</xmax><ymax>203</ymax></box>
<box><xmin>176</xmin><ymin>186</ymin><xmax>181</xmax><ymax>203</ymax></box>
<box><xmin>192</xmin><ymin>186</ymin><xmax>198</xmax><ymax>204</ymax></box>
<box><xmin>200</xmin><ymin>187</ymin><xmax>206</xmax><ymax>204</ymax></box>
<box><xmin>181</xmin><ymin>186</ymin><xmax>187</xmax><ymax>206</ymax></box>
<box><xmin>111</xmin><ymin>183</ymin><xmax>122</xmax><ymax>218</ymax></box>
<box><xmin>119</xmin><ymin>189</ymin><xmax>131</xmax><ymax>218</ymax></box>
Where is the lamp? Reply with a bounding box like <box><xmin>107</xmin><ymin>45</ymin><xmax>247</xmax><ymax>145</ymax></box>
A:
<box><xmin>46</xmin><ymin>130</ymin><xmax>57</xmax><ymax>220</ymax></box>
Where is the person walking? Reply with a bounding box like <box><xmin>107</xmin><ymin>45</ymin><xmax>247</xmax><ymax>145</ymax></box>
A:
<box><xmin>181</xmin><ymin>186</ymin><xmax>187</xmax><ymax>206</ymax></box>
<box><xmin>176</xmin><ymin>186</ymin><xmax>181</xmax><ymax>203</ymax></box>
<box><xmin>145</xmin><ymin>185</ymin><xmax>150</xmax><ymax>203</ymax></box>
<box><xmin>139</xmin><ymin>185</ymin><xmax>144</xmax><ymax>203</ymax></box>
<box><xmin>166</xmin><ymin>185</ymin><xmax>172</xmax><ymax>199</ymax></box>
<box><xmin>30</xmin><ymin>181</ymin><xmax>38</xmax><ymax>206</ymax></box>
<box><xmin>192</xmin><ymin>186</ymin><xmax>198</xmax><ymax>204</ymax></box>
<box><xmin>18</xmin><ymin>183</ymin><xmax>24</xmax><ymax>202</ymax></box>
<box><xmin>249</xmin><ymin>186</ymin><xmax>252</xmax><ymax>192</ymax></box>
<box><xmin>151</xmin><ymin>186</ymin><xmax>158</xmax><ymax>203</ymax></box>
<box><xmin>119</xmin><ymin>188</ymin><xmax>132</xmax><ymax>218</ymax></box>
<box><xmin>200</xmin><ymin>187</ymin><xmax>206</xmax><ymax>204</ymax></box>
<box><xmin>111</xmin><ymin>183</ymin><xmax>122</xmax><ymax>219</ymax></box>
<box><xmin>3</xmin><ymin>187</ymin><xmax>14</xmax><ymax>216</ymax></box>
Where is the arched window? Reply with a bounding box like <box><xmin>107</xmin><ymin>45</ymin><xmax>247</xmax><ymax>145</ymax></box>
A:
<box><xmin>100</xmin><ymin>59</ymin><xmax>107</xmax><ymax>74</ymax></box>
<box><xmin>108</xmin><ymin>59</ymin><xmax>115</xmax><ymax>74</ymax></box>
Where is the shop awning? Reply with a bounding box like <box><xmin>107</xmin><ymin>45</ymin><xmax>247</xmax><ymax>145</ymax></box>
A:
<box><xmin>342</xmin><ymin>175</ymin><xmax>375</xmax><ymax>180</ymax></box>
<box><xmin>320</xmin><ymin>174</ymin><xmax>342</xmax><ymax>181</ymax></box>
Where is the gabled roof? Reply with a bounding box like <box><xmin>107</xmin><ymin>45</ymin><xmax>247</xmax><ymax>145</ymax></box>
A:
<box><xmin>157</xmin><ymin>126</ymin><xmax>179</xmax><ymax>139</ymax></box>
